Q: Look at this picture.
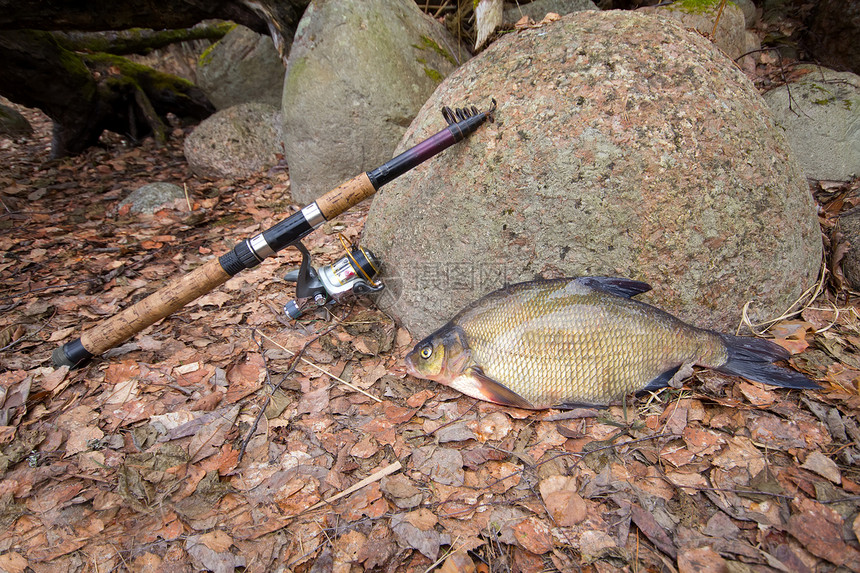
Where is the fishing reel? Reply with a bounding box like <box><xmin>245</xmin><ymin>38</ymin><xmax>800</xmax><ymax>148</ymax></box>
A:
<box><xmin>283</xmin><ymin>234</ymin><xmax>384</xmax><ymax>319</ymax></box>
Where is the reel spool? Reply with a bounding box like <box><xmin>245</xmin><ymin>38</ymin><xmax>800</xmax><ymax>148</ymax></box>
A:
<box><xmin>283</xmin><ymin>234</ymin><xmax>383</xmax><ymax>319</ymax></box>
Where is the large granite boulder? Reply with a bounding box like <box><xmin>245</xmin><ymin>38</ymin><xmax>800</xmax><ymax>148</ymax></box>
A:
<box><xmin>197</xmin><ymin>25</ymin><xmax>285</xmax><ymax>110</ymax></box>
<box><xmin>763</xmin><ymin>66</ymin><xmax>860</xmax><ymax>181</ymax></box>
<box><xmin>362</xmin><ymin>11</ymin><xmax>822</xmax><ymax>339</ymax></box>
<box><xmin>281</xmin><ymin>0</ymin><xmax>466</xmax><ymax>204</ymax></box>
<box><xmin>184</xmin><ymin>102</ymin><xmax>282</xmax><ymax>179</ymax></box>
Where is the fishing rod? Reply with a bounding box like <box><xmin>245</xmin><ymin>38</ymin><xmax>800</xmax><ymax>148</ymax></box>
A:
<box><xmin>52</xmin><ymin>99</ymin><xmax>497</xmax><ymax>369</ymax></box>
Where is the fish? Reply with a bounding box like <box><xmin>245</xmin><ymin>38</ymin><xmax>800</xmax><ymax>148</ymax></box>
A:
<box><xmin>404</xmin><ymin>277</ymin><xmax>818</xmax><ymax>409</ymax></box>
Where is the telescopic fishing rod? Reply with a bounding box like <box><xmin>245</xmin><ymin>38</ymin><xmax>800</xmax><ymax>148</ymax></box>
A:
<box><xmin>52</xmin><ymin>99</ymin><xmax>497</xmax><ymax>369</ymax></box>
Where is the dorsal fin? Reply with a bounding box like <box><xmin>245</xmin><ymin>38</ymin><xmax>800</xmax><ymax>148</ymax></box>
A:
<box><xmin>575</xmin><ymin>276</ymin><xmax>652</xmax><ymax>298</ymax></box>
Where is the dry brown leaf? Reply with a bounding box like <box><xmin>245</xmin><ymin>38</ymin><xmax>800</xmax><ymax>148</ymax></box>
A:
<box><xmin>187</xmin><ymin>403</ymin><xmax>240</xmax><ymax>463</ymax></box>
<box><xmin>472</xmin><ymin>411</ymin><xmax>512</xmax><ymax>442</ymax></box>
<box><xmin>439</xmin><ymin>550</ymin><xmax>476</xmax><ymax>573</ymax></box>
<box><xmin>540</xmin><ymin>475</ymin><xmax>586</xmax><ymax>527</ymax></box>
<box><xmin>405</xmin><ymin>507</ymin><xmax>437</xmax><ymax>530</ymax></box>
<box><xmin>391</xmin><ymin>511</ymin><xmax>440</xmax><ymax>560</ymax></box>
<box><xmin>800</xmin><ymin>451</ymin><xmax>842</xmax><ymax>484</ymax></box>
<box><xmin>677</xmin><ymin>546</ymin><xmax>728</xmax><ymax>573</ymax></box>
<box><xmin>199</xmin><ymin>530</ymin><xmax>233</xmax><ymax>553</ymax></box>
<box><xmin>788</xmin><ymin>497</ymin><xmax>860</xmax><ymax>571</ymax></box>
<box><xmin>224</xmin><ymin>353</ymin><xmax>265</xmax><ymax>403</ymax></box>
<box><xmin>0</xmin><ymin>552</ymin><xmax>28</xmax><ymax>573</ymax></box>
<box><xmin>512</xmin><ymin>517</ymin><xmax>554</xmax><ymax>555</ymax></box>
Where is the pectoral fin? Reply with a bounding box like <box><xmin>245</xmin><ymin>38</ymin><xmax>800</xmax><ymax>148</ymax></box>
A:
<box><xmin>637</xmin><ymin>365</ymin><xmax>682</xmax><ymax>395</ymax></box>
<box><xmin>466</xmin><ymin>367</ymin><xmax>535</xmax><ymax>410</ymax></box>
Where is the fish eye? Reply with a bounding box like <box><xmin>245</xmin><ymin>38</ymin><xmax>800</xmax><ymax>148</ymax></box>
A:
<box><xmin>419</xmin><ymin>346</ymin><xmax>433</xmax><ymax>359</ymax></box>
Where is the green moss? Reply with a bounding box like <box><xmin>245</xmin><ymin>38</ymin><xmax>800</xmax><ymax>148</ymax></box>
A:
<box><xmin>412</xmin><ymin>34</ymin><xmax>457</xmax><ymax>66</ymax></box>
<box><xmin>423</xmin><ymin>66</ymin><xmax>444</xmax><ymax>83</ymax></box>
<box><xmin>196</xmin><ymin>22</ymin><xmax>237</xmax><ymax>67</ymax></box>
<box><xmin>669</xmin><ymin>0</ymin><xmax>724</xmax><ymax>14</ymax></box>
<box><xmin>198</xmin><ymin>42</ymin><xmax>218</xmax><ymax>67</ymax></box>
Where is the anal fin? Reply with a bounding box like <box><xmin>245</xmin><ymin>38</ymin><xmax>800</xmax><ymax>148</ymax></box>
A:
<box><xmin>467</xmin><ymin>367</ymin><xmax>535</xmax><ymax>410</ymax></box>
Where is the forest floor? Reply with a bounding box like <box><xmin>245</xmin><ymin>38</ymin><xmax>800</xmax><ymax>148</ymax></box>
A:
<box><xmin>3</xmin><ymin>13</ymin><xmax>860</xmax><ymax>573</ymax></box>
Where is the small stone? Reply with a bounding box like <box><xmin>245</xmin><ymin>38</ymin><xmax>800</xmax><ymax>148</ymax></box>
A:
<box><xmin>118</xmin><ymin>182</ymin><xmax>185</xmax><ymax>214</ymax></box>
<box><xmin>184</xmin><ymin>102</ymin><xmax>282</xmax><ymax>179</ymax></box>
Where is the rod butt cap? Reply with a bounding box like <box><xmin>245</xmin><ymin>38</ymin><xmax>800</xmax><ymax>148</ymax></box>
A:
<box><xmin>52</xmin><ymin>339</ymin><xmax>93</xmax><ymax>370</ymax></box>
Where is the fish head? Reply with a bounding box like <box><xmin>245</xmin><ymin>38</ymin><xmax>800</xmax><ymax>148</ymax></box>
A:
<box><xmin>405</xmin><ymin>324</ymin><xmax>471</xmax><ymax>383</ymax></box>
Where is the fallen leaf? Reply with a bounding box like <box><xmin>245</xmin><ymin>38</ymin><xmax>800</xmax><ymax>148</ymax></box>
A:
<box><xmin>439</xmin><ymin>550</ymin><xmax>476</xmax><ymax>573</ymax></box>
<box><xmin>187</xmin><ymin>404</ymin><xmax>240</xmax><ymax>463</ymax></box>
<box><xmin>472</xmin><ymin>411</ymin><xmax>513</xmax><ymax>442</ymax></box>
<box><xmin>677</xmin><ymin>546</ymin><xmax>728</xmax><ymax>573</ymax></box>
<box><xmin>788</xmin><ymin>497</ymin><xmax>860</xmax><ymax>571</ymax></box>
<box><xmin>199</xmin><ymin>530</ymin><xmax>233</xmax><ymax>553</ymax></box>
<box><xmin>511</xmin><ymin>517</ymin><xmax>554</xmax><ymax>554</ymax></box>
<box><xmin>405</xmin><ymin>507</ymin><xmax>437</xmax><ymax>530</ymax></box>
<box><xmin>0</xmin><ymin>551</ymin><xmax>28</xmax><ymax>573</ymax></box>
<box><xmin>801</xmin><ymin>451</ymin><xmax>842</xmax><ymax>484</ymax></box>
<box><xmin>391</xmin><ymin>511</ymin><xmax>440</xmax><ymax>560</ymax></box>
<box><xmin>411</xmin><ymin>446</ymin><xmax>465</xmax><ymax>486</ymax></box>
<box><xmin>539</xmin><ymin>475</ymin><xmax>586</xmax><ymax>527</ymax></box>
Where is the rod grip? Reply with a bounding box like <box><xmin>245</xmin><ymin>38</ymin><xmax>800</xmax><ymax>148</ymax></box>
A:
<box><xmin>315</xmin><ymin>172</ymin><xmax>376</xmax><ymax>221</ymax></box>
<box><xmin>54</xmin><ymin>257</ymin><xmax>231</xmax><ymax>367</ymax></box>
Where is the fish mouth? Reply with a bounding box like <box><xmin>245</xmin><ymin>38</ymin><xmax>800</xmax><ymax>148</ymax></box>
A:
<box><xmin>403</xmin><ymin>354</ymin><xmax>420</xmax><ymax>378</ymax></box>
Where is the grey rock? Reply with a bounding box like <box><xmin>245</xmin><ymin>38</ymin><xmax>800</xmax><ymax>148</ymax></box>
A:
<box><xmin>196</xmin><ymin>25</ymin><xmax>285</xmax><ymax>109</ymax></box>
<box><xmin>281</xmin><ymin>0</ymin><xmax>467</xmax><ymax>204</ymax></box>
<box><xmin>119</xmin><ymin>182</ymin><xmax>185</xmax><ymax>215</ymax></box>
<box><xmin>641</xmin><ymin>0</ymin><xmax>746</xmax><ymax>60</ymax></box>
<box><xmin>0</xmin><ymin>103</ymin><xmax>33</xmax><ymax>138</ymax></box>
<box><xmin>837</xmin><ymin>209</ymin><xmax>860</xmax><ymax>292</ymax></box>
<box><xmin>763</xmin><ymin>66</ymin><xmax>860</xmax><ymax>181</ymax></box>
<box><xmin>732</xmin><ymin>0</ymin><xmax>757</xmax><ymax>28</ymax></box>
<box><xmin>362</xmin><ymin>11</ymin><xmax>821</xmax><ymax>339</ymax></box>
<box><xmin>503</xmin><ymin>0</ymin><xmax>597</xmax><ymax>25</ymax></box>
<box><xmin>184</xmin><ymin>102</ymin><xmax>283</xmax><ymax>179</ymax></box>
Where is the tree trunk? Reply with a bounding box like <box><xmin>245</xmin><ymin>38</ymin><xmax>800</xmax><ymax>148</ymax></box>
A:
<box><xmin>51</xmin><ymin>22</ymin><xmax>236</xmax><ymax>56</ymax></box>
<box><xmin>0</xmin><ymin>0</ymin><xmax>310</xmax><ymax>157</ymax></box>
<box><xmin>0</xmin><ymin>30</ymin><xmax>214</xmax><ymax>157</ymax></box>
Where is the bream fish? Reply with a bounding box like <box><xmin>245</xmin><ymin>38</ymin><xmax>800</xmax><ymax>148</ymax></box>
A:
<box><xmin>405</xmin><ymin>277</ymin><xmax>818</xmax><ymax>409</ymax></box>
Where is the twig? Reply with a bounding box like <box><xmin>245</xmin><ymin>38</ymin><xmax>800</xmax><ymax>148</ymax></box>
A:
<box><xmin>296</xmin><ymin>460</ymin><xmax>402</xmax><ymax>516</ymax></box>
<box><xmin>711</xmin><ymin>0</ymin><xmax>727</xmax><ymax>38</ymax></box>
<box><xmin>0</xmin><ymin>309</ymin><xmax>56</xmax><ymax>352</ymax></box>
<box><xmin>236</xmin><ymin>325</ymin><xmax>336</xmax><ymax>464</ymax></box>
<box><xmin>254</xmin><ymin>330</ymin><xmax>382</xmax><ymax>403</ymax></box>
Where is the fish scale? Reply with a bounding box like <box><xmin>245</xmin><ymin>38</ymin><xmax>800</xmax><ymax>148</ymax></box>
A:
<box><xmin>405</xmin><ymin>277</ymin><xmax>818</xmax><ymax>409</ymax></box>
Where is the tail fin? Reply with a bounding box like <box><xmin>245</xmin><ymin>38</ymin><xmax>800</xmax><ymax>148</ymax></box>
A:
<box><xmin>716</xmin><ymin>334</ymin><xmax>819</xmax><ymax>390</ymax></box>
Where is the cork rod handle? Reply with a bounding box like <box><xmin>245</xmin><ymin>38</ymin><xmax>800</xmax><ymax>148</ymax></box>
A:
<box><xmin>80</xmin><ymin>258</ymin><xmax>230</xmax><ymax>358</ymax></box>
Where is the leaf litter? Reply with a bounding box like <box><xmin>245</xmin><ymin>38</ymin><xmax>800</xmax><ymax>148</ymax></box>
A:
<box><xmin>2</xmin><ymin>52</ymin><xmax>860</xmax><ymax>573</ymax></box>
